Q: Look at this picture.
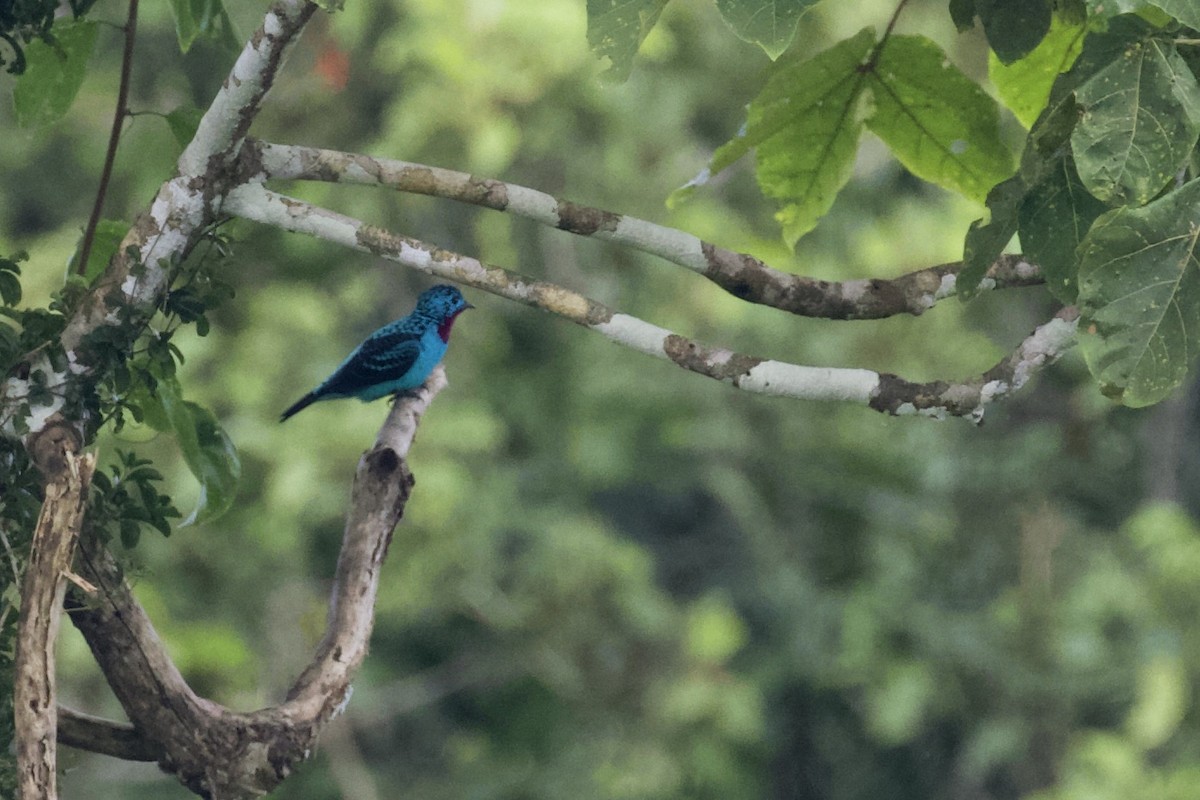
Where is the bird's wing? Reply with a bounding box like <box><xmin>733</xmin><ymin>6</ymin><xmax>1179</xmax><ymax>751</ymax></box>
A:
<box><xmin>319</xmin><ymin>329</ymin><xmax>423</xmax><ymax>397</ymax></box>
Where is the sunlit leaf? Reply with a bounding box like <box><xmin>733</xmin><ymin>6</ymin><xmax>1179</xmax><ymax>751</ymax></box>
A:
<box><xmin>705</xmin><ymin>28</ymin><xmax>875</xmax><ymax>244</ymax></box>
<box><xmin>989</xmin><ymin>15</ymin><xmax>1088</xmax><ymax>128</ymax></box>
<box><xmin>714</xmin><ymin>0</ymin><xmax>818</xmax><ymax>58</ymax></box>
<box><xmin>12</xmin><ymin>21</ymin><xmax>98</xmax><ymax>127</ymax></box>
<box><xmin>1078</xmin><ymin>177</ymin><xmax>1200</xmax><ymax>406</ymax></box>
<box><xmin>866</xmin><ymin>35</ymin><xmax>1014</xmax><ymax>202</ymax></box>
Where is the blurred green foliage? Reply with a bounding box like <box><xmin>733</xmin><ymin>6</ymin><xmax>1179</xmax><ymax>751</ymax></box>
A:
<box><xmin>1</xmin><ymin>1</ymin><xmax>1199</xmax><ymax>799</ymax></box>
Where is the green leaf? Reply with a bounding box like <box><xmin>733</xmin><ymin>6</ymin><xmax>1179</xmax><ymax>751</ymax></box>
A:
<box><xmin>585</xmin><ymin>0</ymin><xmax>670</xmax><ymax>81</ymax></box>
<box><xmin>865</xmin><ymin>35</ymin><xmax>1015</xmax><ymax>203</ymax></box>
<box><xmin>1018</xmin><ymin>156</ymin><xmax>1107</xmax><ymax>302</ymax></box>
<box><xmin>950</xmin><ymin>0</ymin><xmax>977</xmax><ymax>31</ymax></box>
<box><xmin>1147</xmin><ymin>0</ymin><xmax>1200</xmax><ymax>26</ymax></box>
<box><xmin>153</xmin><ymin>377</ymin><xmax>241</xmax><ymax>524</ymax></box>
<box><xmin>0</xmin><ymin>272</ymin><xmax>21</xmax><ymax>307</ymax></box>
<box><xmin>165</xmin><ymin>105</ymin><xmax>205</xmax><ymax>148</ymax></box>
<box><xmin>119</xmin><ymin>519</ymin><xmax>142</xmax><ymax>549</ymax></box>
<box><xmin>12</xmin><ymin>21</ymin><xmax>98</xmax><ymax>127</ymax></box>
<box><xmin>989</xmin><ymin>16</ymin><xmax>1089</xmax><ymax>128</ymax></box>
<box><xmin>714</xmin><ymin>0</ymin><xmax>818</xmax><ymax>59</ymax></box>
<box><xmin>167</xmin><ymin>0</ymin><xmax>240</xmax><ymax>54</ymax></box>
<box><xmin>1071</xmin><ymin>28</ymin><xmax>1200</xmax><ymax>206</ymax></box>
<box><xmin>960</xmin><ymin>174</ymin><xmax>1025</xmax><ymax>297</ymax></box>
<box><xmin>697</xmin><ymin>28</ymin><xmax>875</xmax><ymax>244</ymax></box>
<box><xmin>1077</xmin><ymin>176</ymin><xmax>1200</xmax><ymax>406</ymax></box>
<box><xmin>67</xmin><ymin>220</ymin><xmax>129</xmax><ymax>284</ymax></box>
<box><xmin>977</xmin><ymin>0</ymin><xmax>1053</xmax><ymax>64</ymax></box>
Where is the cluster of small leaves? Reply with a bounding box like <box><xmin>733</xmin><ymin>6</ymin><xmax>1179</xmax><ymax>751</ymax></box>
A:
<box><xmin>81</xmin><ymin>226</ymin><xmax>241</xmax><ymax>528</ymax></box>
<box><xmin>89</xmin><ymin>450</ymin><xmax>180</xmax><ymax>549</ymax></box>
<box><xmin>0</xmin><ymin>253</ymin><xmax>71</xmax><ymax>437</ymax></box>
<box><xmin>960</xmin><ymin>4</ymin><xmax>1200</xmax><ymax>407</ymax></box>
<box><xmin>0</xmin><ymin>0</ymin><xmax>97</xmax><ymax>75</ymax></box>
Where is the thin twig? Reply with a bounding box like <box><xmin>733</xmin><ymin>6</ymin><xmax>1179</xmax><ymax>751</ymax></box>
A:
<box><xmin>76</xmin><ymin>0</ymin><xmax>139</xmax><ymax>277</ymax></box>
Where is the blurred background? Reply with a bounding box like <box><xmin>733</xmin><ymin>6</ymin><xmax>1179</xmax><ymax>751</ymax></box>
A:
<box><xmin>4</xmin><ymin>0</ymin><xmax>1200</xmax><ymax>797</ymax></box>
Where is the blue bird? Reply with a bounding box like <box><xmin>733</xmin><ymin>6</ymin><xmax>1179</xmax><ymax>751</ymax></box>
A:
<box><xmin>280</xmin><ymin>284</ymin><xmax>473</xmax><ymax>422</ymax></box>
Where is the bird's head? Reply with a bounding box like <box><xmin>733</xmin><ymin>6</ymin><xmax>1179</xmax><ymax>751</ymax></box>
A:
<box><xmin>417</xmin><ymin>284</ymin><xmax>473</xmax><ymax>342</ymax></box>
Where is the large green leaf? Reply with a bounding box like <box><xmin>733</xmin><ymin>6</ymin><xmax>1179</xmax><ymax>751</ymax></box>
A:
<box><xmin>1071</xmin><ymin>31</ymin><xmax>1200</xmax><ymax>206</ymax></box>
<box><xmin>12</xmin><ymin>21</ymin><xmax>98</xmax><ymax>127</ymax></box>
<box><xmin>989</xmin><ymin>15</ymin><xmax>1088</xmax><ymax>128</ymax></box>
<box><xmin>1018</xmin><ymin>156</ymin><xmax>1106</xmax><ymax>302</ymax></box>
<box><xmin>149</xmin><ymin>377</ymin><xmax>241</xmax><ymax>524</ymax></box>
<box><xmin>690</xmin><ymin>28</ymin><xmax>875</xmax><ymax>244</ymax></box>
<box><xmin>586</xmin><ymin>0</ymin><xmax>670</xmax><ymax>81</ymax></box>
<box><xmin>1078</xmin><ymin>177</ymin><xmax>1200</xmax><ymax>406</ymax></box>
<box><xmin>865</xmin><ymin>35</ymin><xmax>1014</xmax><ymax>203</ymax></box>
<box><xmin>714</xmin><ymin>0</ymin><xmax>818</xmax><ymax>58</ymax></box>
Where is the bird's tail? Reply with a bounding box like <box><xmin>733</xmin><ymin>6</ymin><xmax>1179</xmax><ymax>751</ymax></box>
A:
<box><xmin>280</xmin><ymin>391</ymin><xmax>319</xmax><ymax>422</ymax></box>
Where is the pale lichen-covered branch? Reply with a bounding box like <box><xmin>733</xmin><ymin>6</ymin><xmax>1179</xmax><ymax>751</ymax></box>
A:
<box><xmin>222</xmin><ymin>183</ymin><xmax>1077</xmax><ymax>421</ymax></box>
<box><xmin>245</xmin><ymin>140</ymin><xmax>1044</xmax><ymax>320</ymax></box>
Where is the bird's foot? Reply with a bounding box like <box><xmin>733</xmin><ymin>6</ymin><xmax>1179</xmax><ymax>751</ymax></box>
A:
<box><xmin>389</xmin><ymin>388</ymin><xmax>423</xmax><ymax>405</ymax></box>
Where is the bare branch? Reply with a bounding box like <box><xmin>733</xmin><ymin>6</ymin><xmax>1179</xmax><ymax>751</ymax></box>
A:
<box><xmin>14</xmin><ymin>443</ymin><xmax>96</xmax><ymax>800</ymax></box>
<box><xmin>56</xmin><ymin>707</ymin><xmax>157</xmax><ymax>762</ymax></box>
<box><xmin>222</xmin><ymin>184</ymin><xmax>1076</xmax><ymax>420</ymax></box>
<box><xmin>246</xmin><ymin>140</ymin><xmax>1044</xmax><ymax>319</ymax></box>
<box><xmin>66</xmin><ymin>372</ymin><xmax>445</xmax><ymax>797</ymax></box>
<box><xmin>284</xmin><ymin>366</ymin><xmax>446</xmax><ymax>712</ymax></box>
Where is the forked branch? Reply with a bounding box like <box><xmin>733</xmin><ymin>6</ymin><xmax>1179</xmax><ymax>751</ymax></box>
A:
<box><xmin>65</xmin><ymin>369</ymin><xmax>446</xmax><ymax>798</ymax></box>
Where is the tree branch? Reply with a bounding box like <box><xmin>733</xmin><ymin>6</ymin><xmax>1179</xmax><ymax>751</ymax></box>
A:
<box><xmin>14</xmin><ymin>439</ymin><xmax>96</xmax><ymax>800</ymax></box>
<box><xmin>222</xmin><ymin>183</ymin><xmax>1076</xmax><ymax>420</ymax></box>
<box><xmin>1</xmin><ymin>0</ymin><xmax>316</xmax><ymax>438</ymax></box>
<box><xmin>56</xmin><ymin>706</ymin><xmax>157</xmax><ymax>762</ymax></box>
<box><xmin>245</xmin><ymin>140</ymin><xmax>1044</xmax><ymax>319</ymax></box>
<box><xmin>66</xmin><ymin>370</ymin><xmax>446</xmax><ymax>797</ymax></box>
<box><xmin>76</xmin><ymin>0</ymin><xmax>138</xmax><ymax>278</ymax></box>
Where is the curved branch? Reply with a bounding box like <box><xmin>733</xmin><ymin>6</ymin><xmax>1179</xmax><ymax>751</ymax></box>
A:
<box><xmin>246</xmin><ymin>140</ymin><xmax>1044</xmax><ymax>319</ymax></box>
<box><xmin>66</xmin><ymin>371</ymin><xmax>445</xmax><ymax>796</ymax></box>
<box><xmin>221</xmin><ymin>183</ymin><xmax>1076</xmax><ymax>421</ymax></box>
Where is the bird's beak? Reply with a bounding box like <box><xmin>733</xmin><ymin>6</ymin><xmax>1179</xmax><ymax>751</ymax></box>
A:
<box><xmin>464</xmin><ymin>302</ymin><xmax>476</xmax><ymax>310</ymax></box>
